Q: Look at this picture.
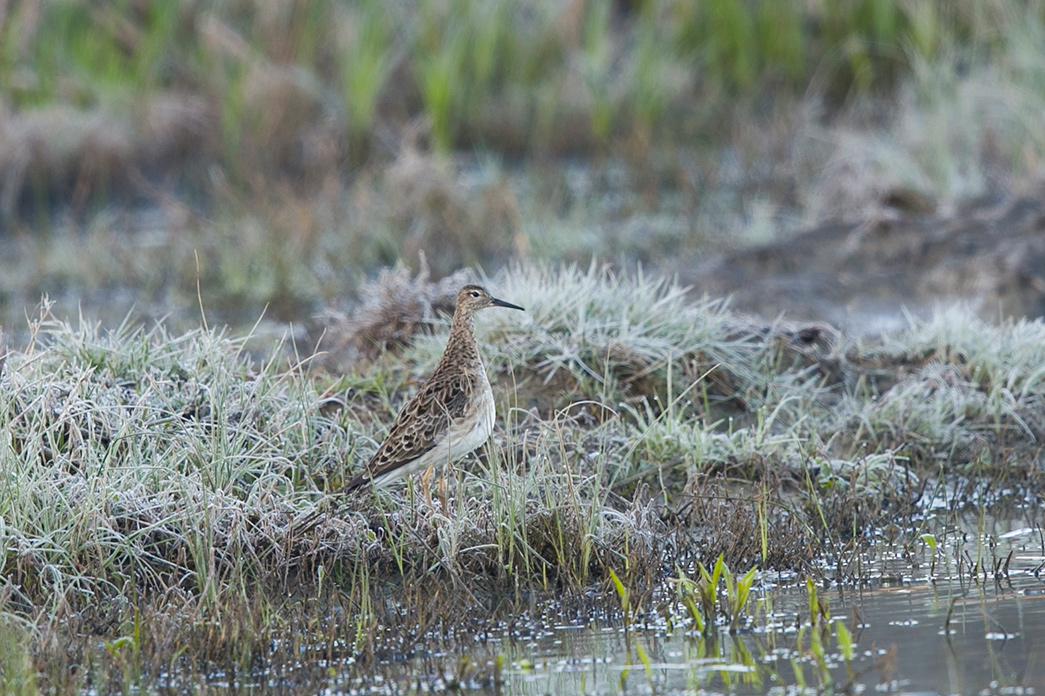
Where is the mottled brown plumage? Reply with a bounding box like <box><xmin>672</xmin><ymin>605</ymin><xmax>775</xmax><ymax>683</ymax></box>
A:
<box><xmin>344</xmin><ymin>284</ymin><xmax>524</xmax><ymax>491</ymax></box>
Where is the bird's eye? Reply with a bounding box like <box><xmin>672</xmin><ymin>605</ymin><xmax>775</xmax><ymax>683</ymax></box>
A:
<box><xmin>470</xmin><ymin>291</ymin><xmax>480</xmax><ymax>298</ymax></box>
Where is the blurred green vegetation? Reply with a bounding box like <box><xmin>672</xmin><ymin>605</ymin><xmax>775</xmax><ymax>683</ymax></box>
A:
<box><xmin>1</xmin><ymin>0</ymin><xmax>1040</xmax><ymax>172</ymax></box>
<box><xmin>3</xmin><ymin>0</ymin><xmax>1045</xmax><ymax>334</ymax></box>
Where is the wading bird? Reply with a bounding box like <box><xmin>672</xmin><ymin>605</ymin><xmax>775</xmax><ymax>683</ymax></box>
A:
<box><xmin>344</xmin><ymin>284</ymin><xmax>524</xmax><ymax>491</ymax></box>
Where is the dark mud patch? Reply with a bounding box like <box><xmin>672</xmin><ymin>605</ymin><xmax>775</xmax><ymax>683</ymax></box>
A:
<box><xmin>684</xmin><ymin>193</ymin><xmax>1045</xmax><ymax>333</ymax></box>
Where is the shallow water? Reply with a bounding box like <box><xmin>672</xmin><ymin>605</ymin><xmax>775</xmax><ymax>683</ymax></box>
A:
<box><xmin>292</xmin><ymin>513</ymin><xmax>1045</xmax><ymax>695</ymax></box>
<box><xmin>148</xmin><ymin>511</ymin><xmax>1045</xmax><ymax>694</ymax></box>
<box><xmin>491</xmin><ymin>516</ymin><xmax>1045</xmax><ymax>696</ymax></box>
<box><xmin>504</xmin><ymin>573</ymin><xmax>1045</xmax><ymax>695</ymax></box>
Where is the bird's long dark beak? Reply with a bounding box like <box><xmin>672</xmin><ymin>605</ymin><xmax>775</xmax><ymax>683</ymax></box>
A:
<box><xmin>491</xmin><ymin>297</ymin><xmax>525</xmax><ymax>311</ymax></box>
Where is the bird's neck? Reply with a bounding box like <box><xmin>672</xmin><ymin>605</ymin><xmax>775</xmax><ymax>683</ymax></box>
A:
<box><xmin>440</xmin><ymin>314</ymin><xmax>481</xmax><ymax>368</ymax></box>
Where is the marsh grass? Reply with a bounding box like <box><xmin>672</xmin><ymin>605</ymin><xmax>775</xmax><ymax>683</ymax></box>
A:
<box><xmin>1</xmin><ymin>264</ymin><xmax>1044</xmax><ymax>687</ymax></box>
<box><xmin>6</xmin><ymin>0</ymin><xmax>1045</xmax><ymax>222</ymax></box>
<box><xmin>7</xmin><ymin>25</ymin><xmax>1045</xmax><ymax>333</ymax></box>
<box><xmin>674</xmin><ymin>555</ymin><xmax>758</xmax><ymax>635</ymax></box>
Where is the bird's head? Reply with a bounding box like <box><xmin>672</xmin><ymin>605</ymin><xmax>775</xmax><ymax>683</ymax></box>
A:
<box><xmin>454</xmin><ymin>285</ymin><xmax>525</xmax><ymax>317</ymax></box>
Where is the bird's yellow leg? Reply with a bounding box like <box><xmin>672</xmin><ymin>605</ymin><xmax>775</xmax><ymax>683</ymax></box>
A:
<box><xmin>436</xmin><ymin>466</ymin><xmax>450</xmax><ymax>510</ymax></box>
<box><xmin>420</xmin><ymin>464</ymin><xmax>436</xmax><ymax>509</ymax></box>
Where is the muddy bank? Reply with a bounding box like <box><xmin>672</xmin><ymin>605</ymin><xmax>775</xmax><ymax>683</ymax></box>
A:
<box><xmin>684</xmin><ymin>193</ymin><xmax>1045</xmax><ymax>334</ymax></box>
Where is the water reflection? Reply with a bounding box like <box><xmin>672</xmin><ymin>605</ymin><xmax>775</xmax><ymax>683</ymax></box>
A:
<box><xmin>495</xmin><ymin>515</ymin><xmax>1045</xmax><ymax>695</ymax></box>
<box><xmin>172</xmin><ymin>513</ymin><xmax>1045</xmax><ymax>694</ymax></box>
<box><xmin>502</xmin><ymin>575</ymin><xmax>1045</xmax><ymax>695</ymax></box>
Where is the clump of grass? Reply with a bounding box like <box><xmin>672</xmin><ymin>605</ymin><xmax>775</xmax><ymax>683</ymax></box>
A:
<box><xmin>486</xmin><ymin>263</ymin><xmax>835</xmax><ymax>418</ymax></box>
<box><xmin>838</xmin><ymin>308</ymin><xmax>1045</xmax><ymax>475</ymax></box>
<box><xmin>675</xmin><ymin>554</ymin><xmax>759</xmax><ymax>635</ymax></box>
<box><xmin>320</xmin><ymin>260</ymin><xmax>471</xmax><ymax>364</ymax></box>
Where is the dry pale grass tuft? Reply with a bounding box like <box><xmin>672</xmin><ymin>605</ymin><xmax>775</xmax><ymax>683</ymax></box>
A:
<box><xmin>0</xmin><ymin>95</ymin><xmax>212</xmax><ymax>220</ymax></box>
<box><xmin>237</xmin><ymin>63</ymin><xmax>336</xmax><ymax>186</ymax></box>
<box><xmin>382</xmin><ymin>145</ymin><xmax>523</xmax><ymax>276</ymax></box>
<box><xmin>320</xmin><ymin>259</ymin><xmax>472</xmax><ymax>365</ymax></box>
<box><xmin>672</xmin><ymin>476</ymin><xmax>817</xmax><ymax>573</ymax></box>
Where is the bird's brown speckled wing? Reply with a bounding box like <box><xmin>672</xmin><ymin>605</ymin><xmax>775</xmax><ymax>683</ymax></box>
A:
<box><xmin>345</xmin><ymin>370</ymin><xmax>472</xmax><ymax>490</ymax></box>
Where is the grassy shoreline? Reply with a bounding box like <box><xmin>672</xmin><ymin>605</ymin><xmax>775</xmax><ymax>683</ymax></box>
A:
<box><xmin>1</xmin><ymin>263</ymin><xmax>1043</xmax><ymax>688</ymax></box>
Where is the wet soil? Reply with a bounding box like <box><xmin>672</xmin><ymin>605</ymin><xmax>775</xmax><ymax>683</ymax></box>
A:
<box><xmin>682</xmin><ymin>193</ymin><xmax>1045</xmax><ymax>335</ymax></box>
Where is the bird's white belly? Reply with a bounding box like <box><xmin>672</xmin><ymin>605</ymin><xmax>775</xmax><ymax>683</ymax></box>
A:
<box><xmin>449</xmin><ymin>389</ymin><xmax>495</xmax><ymax>460</ymax></box>
<box><xmin>394</xmin><ymin>380</ymin><xmax>495</xmax><ymax>480</ymax></box>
